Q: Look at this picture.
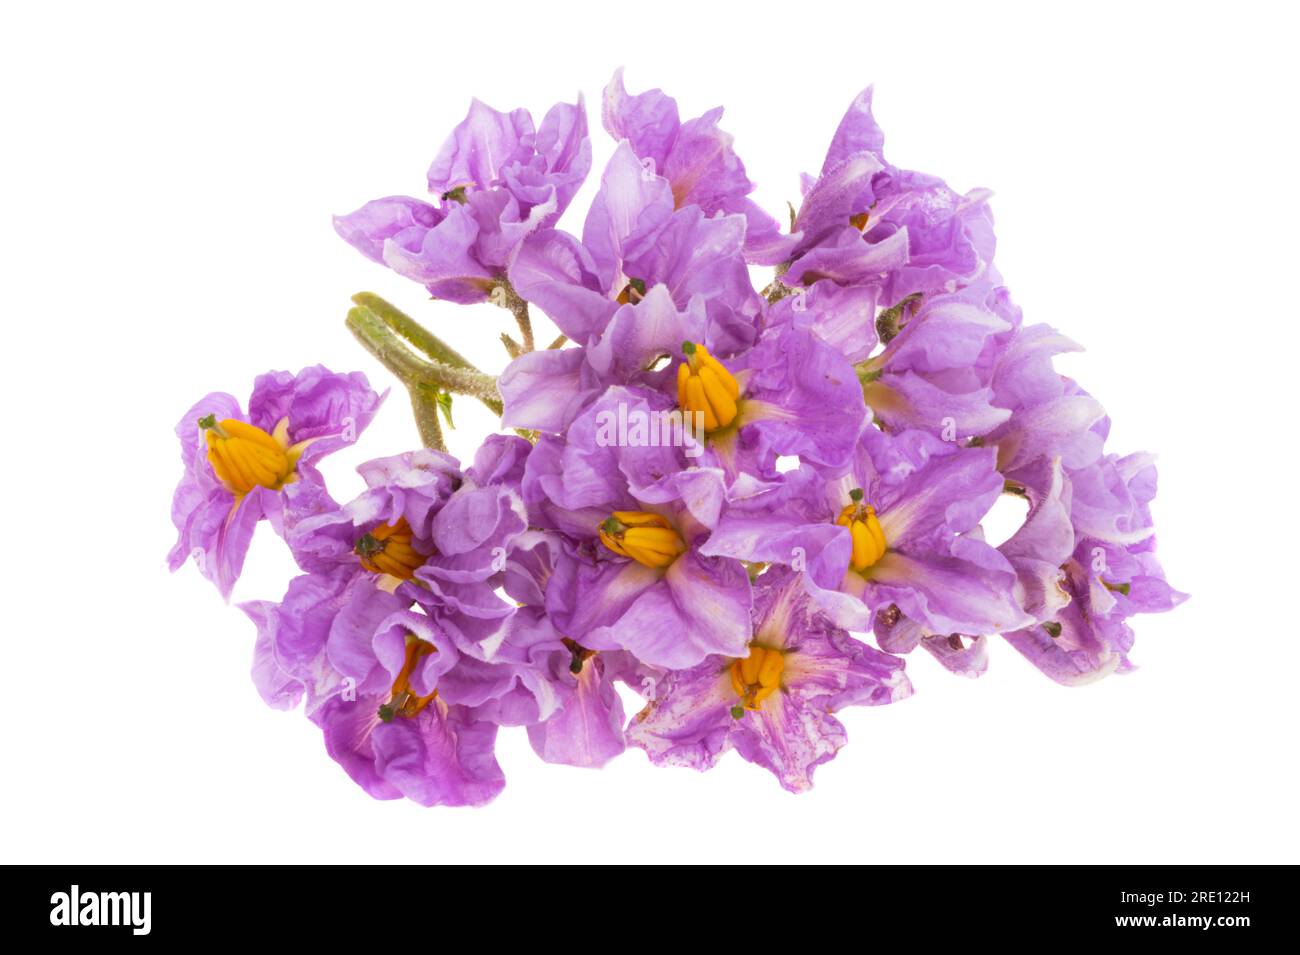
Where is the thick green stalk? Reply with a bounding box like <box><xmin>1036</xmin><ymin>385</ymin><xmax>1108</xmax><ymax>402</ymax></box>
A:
<box><xmin>346</xmin><ymin>305</ymin><xmax>430</xmax><ymax>382</ymax></box>
<box><xmin>346</xmin><ymin>306</ymin><xmax>504</xmax><ymax>450</ymax></box>
<box><xmin>351</xmin><ymin>293</ymin><xmax>504</xmax><ymax>416</ymax></box>
<box><xmin>408</xmin><ymin>382</ymin><xmax>446</xmax><ymax>451</ymax></box>
<box><xmin>347</xmin><ymin>307</ymin><xmax>500</xmax><ymax>398</ymax></box>
<box><xmin>353</xmin><ymin>292</ymin><xmax>474</xmax><ymax>369</ymax></box>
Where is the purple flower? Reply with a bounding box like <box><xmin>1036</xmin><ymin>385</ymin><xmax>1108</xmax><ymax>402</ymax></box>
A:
<box><xmin>601</xmin><ymin>69</ymin><xmax>794</xmax><ymax>265</ymax></box>
<box><xmin>523</xmin><ymin>386</ymin><xmax>753</xmax><ymax>669</ymax></box>
<box><xmin>334</xmin><ymin>96</ymin><xmax>590</xmax><ymax>303</ymax></box>
<box><xmin>404</xmin><ymin>436</ymin><xmax>580</xmax><ymax>728</ymax></box>
<box><xmin>501</xmin><ymin>285</ymin><xmax>868</xmax><ymax>480</ymax></box>
<box><xmin>865</xmin><ymin>458</ymin><xmax>1068</xmax><ymax>681</ymax></box>
<box><xmin>286</xmin><ymin>448</ymin><xmax>461</xmax><ymax>574</ymax></box>
<box><xmin>525</xmin><ymin>652</ymin><xmax>631</xmax><ymax>768</ymax></box>
<box><xmin>710</xmin><ymin>312</ymin><xmax>869</xmax><ymax>478</ymax></box>
<box><xmin>179</xmin><ymin>75</ymin><xmax>1186</xmax><ymax>804</ymax></box>
<box><xmin>987</xmin><ymin>325</ymin><xmax>1107</xmax><ymax>475</ymax></box>
<box><xmin>628</xmin><ymin>565</ymin><xmax>911</xmax><ymax>792</ymax></box>
<box><xmin>429</xmin><ymin>99</ymin><xmax>589</xmax><ymax>215</ymax></box>
<box><xmin>243</xmin><ymin>437</ymin><xmax>568</xmax><ymax>806</ymax></box>
<box><xmin>768</xmin><ymin>280</ymin><xmax>882</xmax><ymax>365</ymax></box>
<box><xmin>492</xmin><ymin>520</ymin><xmax>660</xmax><ymax>768</ymax></box>
<box><xmin>706</xmin><ymin>426</ymin><xmax>1033</xmax><ymax>636</ymax></box>
<box><xmin>237</xmin><ymin>447</ymin><xmax>462</xmax><ymax>717</ymax></box>
<box><xmin>318</xmin><ymin>693</ymin><xmax>504</xmax><ymax>807</ymax></box>
<box><xmin>869</xmin><ymin>319</ymin><xmax>1182</xmax><ymax>684</ymax></box>
<box><xmin>273</xmin><ymin>448</ymin><xmax>463</xmax><ymax>700</ymax></box>
<box><xmin>524</xmin><ymin>640</ymin><xmax>650</xmax><ymax>769</ymax></box>
<box><xmin>168</xmin><ymin>366</ymin><xmax>382</xmax><ymax>599</ymax></box>
<box><xmin>242</xmin><ymin>571</ymin><xmax>394</xmax><ymax>716</ymax></box>
<box><xmin>280</xmin><ymin>438</ymin><xmax>572</xmax><ymax>726</ymax></box>
<box><xmin>506</xmin><ymin>139</ymin><xmax>761</xmax><ymax>346</ymax></box>
<box><xmin>1003</xmin><ymin>452</ymin><xmax>1186</xmax><ymax>683</ymax></box>
<box><xmin>782</xmin><ymin>87</ymin><xmax>995</xmax><ymax>305</ymax></box>
<box><xmin>995</xmin><ymin>456</ymin><xmax>1076</xmax><ymax>627</ymax></box>
<box><xmin>408</xmin><ymin>436</ymin><xmax>533</xmax><ymax>637</ymax></box>
<box><xmin>310</xmin><ymin>604</ymin><xmax>512</xmax><ymax>807</ymax></box>
<box><xmin>853</xmin><ymin>283</ymin><xmax>1020</xmax><ymax>442</ymax></box>
<box><xmin>499</xmin><ymin>277</ymin><xmax>737</xmax><ymax>435</ymax></box>
<box><xmin>243</xmin><ymin>557</ymin><xmax>546</xmax><ymax>808</ymax></box>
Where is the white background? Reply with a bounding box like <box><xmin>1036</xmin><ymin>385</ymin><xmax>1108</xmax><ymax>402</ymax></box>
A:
<box><xmin>2</xmin><ymin>1</ymin><xmax>1296</xmax><ymax>864</ymax></box>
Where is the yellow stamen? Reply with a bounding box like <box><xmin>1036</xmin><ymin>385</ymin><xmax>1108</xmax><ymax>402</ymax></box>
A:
<box><xmin>379</xmin><ymin>635</ymin><xmax>438</xmax><ymax>721</ymax></box>
<box><xmin>849</xmin><ymin>211</ymin><xmax>870</xmax><ymax>231</ymax></box>
<box><xmin>677</xmin><ymin>341</ymin><xmax>740</xmax><ymax>432</ymax></box>
<box><xmin>355</xmin><ymin>517</ymin><xmax>427</xmax><ymax>580</ymax></box>
<box><xmin>598</xmin><ymin>511</ymin><xmax>687</xmax><ymax>569</ymax></box>
<box><xmin>836</xmin><ymin>490</ymin><xmax>888</xmax><ymax>571</ymax></box>
<box><xmin>201</xmin><ymin>417</ymin><xmax>293</xmax><ymax>495</ymax></box>
<box><xmin>729</xmin><ymin>645</ymin><xmax>785</xmax><ymax>710</ymax></box>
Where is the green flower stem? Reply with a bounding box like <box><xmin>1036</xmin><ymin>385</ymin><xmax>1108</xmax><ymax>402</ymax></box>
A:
<box><xmin>346</xmin><ymin>307</ymin><xmax>502</xmax><ymax>400</ymax></box>
<box><xmin>352</xmin><ymin>292</ymin><xmax>472</xmax><ymax>369</ymax></box>
<box><xmin>346</xmin><ymin>306</ymin><xmax>503</xmax><ymax>450</ymax></box>
<box><xmin>350</xmin><ymin>292</ymin><xmax>504</xmax><ymax>416</ymax></box>
<box><xmin>408</xmin><ymin>382</ymin><xmax>446</xmax><ymax>451</ymax></box>
<box><xmin>516</xmin><ymin>310</ymin><xmax>535</xmax><ymax>353</ymax></box>
<box><xmin>492</xmin><ymin>282</ymin><xmax>534</xmax><ymax>353</ymax></box>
